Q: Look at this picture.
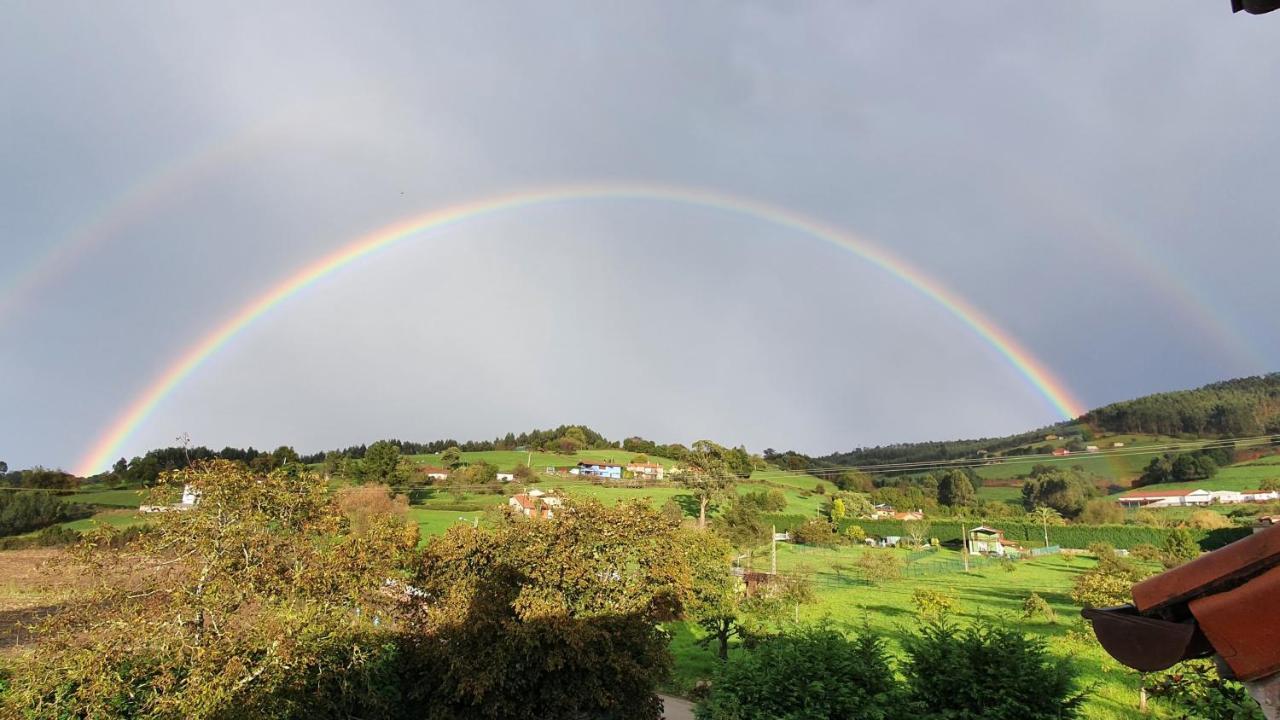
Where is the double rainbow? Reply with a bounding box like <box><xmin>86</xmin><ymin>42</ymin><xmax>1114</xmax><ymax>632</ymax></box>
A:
<box><xmin>73</xmin><ymin>183</ymin><xmax>1086</xmax><ymax>476</ymax></box>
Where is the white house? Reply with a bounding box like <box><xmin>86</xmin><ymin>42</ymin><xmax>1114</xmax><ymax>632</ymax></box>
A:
<box><xmin>627</xmin><ymin>462</ymin><xmax>664</xmax><ymax>480</ymax></box>
<box><xmin>141</xmin><ymin>483</ymin><xmax>200</xmax><ymax>513</ymax></box>
<box><xmin>496</xmin><ymin>472</ymin><xmax>515</xmax><ymax>482</ymax></box>
<box><xmin>422</xmin><ymin>466</ymin><xmax>449</xmax><ymax>481</ymax></box>
<box><xmin>1242</xmin><ymin>490</ymin><xmax>1280</xmax><ymax>503</ymax></box>
<box><xmin>508</xmin><ymin>489</ymin><xmax>563</xmax><ymax>519</ymax></box>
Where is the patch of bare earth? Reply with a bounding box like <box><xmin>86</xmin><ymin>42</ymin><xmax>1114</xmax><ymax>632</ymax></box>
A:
<box><xmin>0</xmin><ymin>548</ymin><xmax>88</xmax><ymax>652</ymax></box>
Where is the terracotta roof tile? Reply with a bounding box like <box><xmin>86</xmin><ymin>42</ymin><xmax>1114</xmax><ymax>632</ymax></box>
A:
<box><xmin>1132</xmin><ymin>523</ymin><xmax>1280</xmax><ymax>614</ymax></box>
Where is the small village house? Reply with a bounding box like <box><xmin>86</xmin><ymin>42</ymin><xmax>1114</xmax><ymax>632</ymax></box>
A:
<box><xmin>422</xmin><ymin>466</ymin><xmax>449</xmax><ymax>481</ymax></box>
<box><xmin>575</xmin><ymin>461</ymin><xmax>623</xmax><ymax>480</ymax></box>
<box><xmin>496</xmin><ymin>472</ymin><xmax>514</xmax><ymax>482</ymax></box>
<box><xmin>1052</xmin><ymin>448</ymin><xmax>1070</xmax><ymax>457</ymax></box>
<box><xmin>967</xmin><ymin>525</ymin><xmax>1021</xmax><ymax>557</ymax></box>
<box><xmin>626</xmin><ymin>462</ymin><xmax>664</xmax><ymax>480</ymax></box>
<box><xmin>508</xmin><ymin>489</ymin><xmax>562</xmax><ymax>519</ymax></box>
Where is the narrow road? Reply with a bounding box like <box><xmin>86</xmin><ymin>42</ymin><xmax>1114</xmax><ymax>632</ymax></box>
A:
<box><xmin>659</xmin><ymin>694</ymin><xmax>695</xmax><ymax>720</ymax></box>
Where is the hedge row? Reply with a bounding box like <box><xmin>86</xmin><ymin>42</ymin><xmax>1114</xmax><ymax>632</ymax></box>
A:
<box><xmin>761</xmin><ymin>514</ymin><xmax>811</xmax><ymax>532</ymax></box>
<box><xmin>835</xmin><ymin>519</ymin><xmax>1251</xmax><ymax>551</ymax></box>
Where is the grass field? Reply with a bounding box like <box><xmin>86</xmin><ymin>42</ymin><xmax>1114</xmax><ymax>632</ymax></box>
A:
<box><xmin>64</xmin><ymin>488</ymin><xmax>145</xmax><ymax>507</ymax></box>
<box><xmin>667</xmin><ymin>543</ymin><xmax>1173</xmax><ymax>719</ymax></box>
<box><xmin>1136</xmin><ymin>454</ymin><xmax>1280</xmax><ymax>493</ymax></box>
<box><xmin>407</xmin><ymin>507</ymin><xmax>483</xmax><ymax>540</ymax></box>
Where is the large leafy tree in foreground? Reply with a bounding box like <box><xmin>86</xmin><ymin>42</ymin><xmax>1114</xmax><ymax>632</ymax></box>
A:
<box><xmin>401</xmin><ymin>499</ymin><xmax>706</xmax><ymax>720</ymax></box>
<box><xmin>3</xmin><ymin>461</ymin><xmax>419</xmax><ymax>718</ymax></box>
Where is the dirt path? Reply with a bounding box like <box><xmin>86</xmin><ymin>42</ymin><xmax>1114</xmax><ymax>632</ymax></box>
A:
<box><xmin>659</xmin><ymin>694</ymin><xmax>695</xmax><ymax>720</ymax></box>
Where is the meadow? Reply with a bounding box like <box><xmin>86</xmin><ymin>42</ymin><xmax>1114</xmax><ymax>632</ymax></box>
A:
<box><xmin>666</xmin><ymin>543</ymin><xmax>1172</xmax><ymax>720</ymax></box>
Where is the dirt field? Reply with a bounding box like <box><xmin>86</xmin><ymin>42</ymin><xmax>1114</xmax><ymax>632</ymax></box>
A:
<box><xmin>0</xmin><ymin>549</ymin><xmax>77</xmax><ymax>652</ymax></box>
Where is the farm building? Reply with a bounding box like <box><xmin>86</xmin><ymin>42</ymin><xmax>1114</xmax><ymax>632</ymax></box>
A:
<box><xmin>575</xmin><ymin>461</ymin><xmax>623</xmax><ymax>479</ymax></box>
<box><xmin>141</xmin><ymin>483</ymin><xmax>200</xmax><ymax>513</ymax></box>
<box><xmin>1115</xmin><ymin>488</ymin><xmax>1277</xmax><ymax>508</ymax></box>
<box><xmin>508</xmin><ymin>490</ymin><xmax>562</xmax><ymax>519</ymax></box>
<box><xmin>1115</xmin><ymin>488</ymin><xmax>1214</xmax><ymax>508</ymax></box>
<box><xmin>496</xmin><ymin>472</ymin><xmax>514</xmax><ymax>482</ymax></box>
<box><xmin>1052</xmin><ymin>448</ymin><xmax>1070</xmax><ymax>457</ymax></box>
<box><xmin>626</xmin><ymin>462</ymin><xmax>664</xmax><ymax>480</ymax></box>
<box><xmin>421</xmin><ymin>466</ymin><xmax>449</xmax><ymax>481</ymax></box>
<box><xmin>967</xmin><ymin>525</ymin><xmax>1021</xmax><ymax>557</ymax></box>
<box><xmin>868</xmin><ymin>503</ymin><xmax>925</xmax><ymax>521</ymax></box>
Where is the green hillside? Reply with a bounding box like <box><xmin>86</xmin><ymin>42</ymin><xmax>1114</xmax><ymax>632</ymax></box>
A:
<box><xmin>404</xmin><ymin>448</ymin><xmax>676</xmax><ymax>471</ymax></box>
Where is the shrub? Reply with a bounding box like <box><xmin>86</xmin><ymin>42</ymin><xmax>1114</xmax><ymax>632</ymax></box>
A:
<box><xmin>791</xmin><ymin>518</ymin><xmax>841</xmax><ymax>547</ymax></box>
<box><xmin>0</xmin><ymin>491</ymin><xmax>91</xmax><ymax>537</ymax></box>
<box><xmin>900</xmin><ymin>622</ymin><xmax>1087</xmax><ymax>719</ymax></box>
<box><xmin>1130</xmin><ymin>543</ymin><xmax>1164</xmax><ymax>563</ymax></box>
<box><xmin>1079</xmin><ymin>499</ymin><xmax>1124</xmax><ymax>525</ymax></box>
<box><xmin>1162</xmin><ymin>528</ymin><xmax>1200</xmax><ymax>568</ymax></box>
<box><xmin>1147</xmin><ymin>660</ymin><xmax>1265</xmax><ymax>720</ymax></box>
<box><xmin>855</xmin><ymin>551</ymin><xmax>904</xmax><ymax>585</ymax></box>
<box><xmin>760</xmin><ymin>514</ymin><xmax>808</xmax><ymax>533</ymax></box>
<box><xmin>913</xmin><ymin>588</ymin><xmax>958</xmax><ymax>621</ymax></box>
<box><xmin>844</xmin><ymin>524</ymin><xmax>867</xmax><ymax>543</ymax></box>
<box><xmin>1071</xmin><ymin>543</ymin><xmax>1152</xmax><ymax>608</ymax></box>
<box><xmin>697</xmin><ymin>627</ymin><xmax>903</xmax><ymax>720</ymax></box>
<box><xmin>1185</xmin><ymin>510</ymin><xmax>1233</xmax><ymax>530</ymax></box>
<box><xmin>1022</xmin><ymin>593</ymin><xmax>1056</xmax><ymax>623</ymax></box>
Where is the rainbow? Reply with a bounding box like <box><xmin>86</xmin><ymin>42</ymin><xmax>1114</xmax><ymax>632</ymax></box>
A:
<box><xmin>73</xmin><ymin>183</ymin><xmax>1087</xmax><ymax>476</ymax></box>
<box><xmin>0</xmin><ymin>121</ymin><xmax>283</xmax><ymax>327</ymax></box>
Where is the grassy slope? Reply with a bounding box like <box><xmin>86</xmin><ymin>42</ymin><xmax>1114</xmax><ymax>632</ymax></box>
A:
<box><xmin>667</xmin><ymin>544</ymin><xmax>1171</xmax><ymax>720</ymax></box>
<box><xmin>64</xmin><ymin>488</ymin><xmax>146</xmax><ymax>507</ymax></box>
<box><xmin>1133</xmin><ymin>454</ymin><xmax>1280</xmax><ymax>493</ymax></box>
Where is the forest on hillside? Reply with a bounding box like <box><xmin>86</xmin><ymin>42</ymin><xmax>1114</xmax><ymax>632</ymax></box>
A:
<box><xmin>819</xmin><ymin>374</ymin><xmax>1280</xmax><ymax>469</ymax></box>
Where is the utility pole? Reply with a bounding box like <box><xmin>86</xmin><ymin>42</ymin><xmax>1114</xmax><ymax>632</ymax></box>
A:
<box><xmin>961</xmin><ymin>521</ymin><xmax>970</xmax><ymax>572</ymax></box>
<box><xmin>771</xmin><ymin>525</ymin><xmax>778</xmax><ymax>575</ymax></box>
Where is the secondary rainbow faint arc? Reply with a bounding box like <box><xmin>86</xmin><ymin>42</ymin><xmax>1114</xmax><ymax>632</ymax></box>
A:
<box><xmin>74</xmin><ymin>183</ymin><xmax>1087</xmax><ymax>476</ymax></box>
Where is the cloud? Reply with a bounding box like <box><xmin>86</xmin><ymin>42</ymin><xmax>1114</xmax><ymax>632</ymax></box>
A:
<box><xmin>2</xmin><ymin>2</ymin><xmax>1277</xmax><ymax>470</ymax></box>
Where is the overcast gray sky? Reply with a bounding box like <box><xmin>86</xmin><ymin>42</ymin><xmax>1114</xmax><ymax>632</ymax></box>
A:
<box><xmin>3</xmin><ymin>2</ymin><xmax>1279</xmax><ymax>472</ymax></box>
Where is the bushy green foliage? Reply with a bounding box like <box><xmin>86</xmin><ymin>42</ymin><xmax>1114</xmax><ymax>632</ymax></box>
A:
<box><xmin>0</xmin><ymin>490</ymin><xmax>90</xmax><ymax>537</ymax></box>
<box><xmin>912</xmin><ymin>588</ymin><xmax>958</xmax><ymax>621</ymax></box>
<box><xmin>738</xmin><ymin>490</ymin><xmax>787</xmax><ymax>512</ymax></box>
<box><xmin>855</xmin><ymin>551</ymin><xmax>904</xmax><ymax>584</ymax></box>
<box><xmin>1137</xmin><ymin>452</ymin><xmax>1219</xmax><ymax>487</ymax></box>
<box><xmin>1162</xmin><ymin>528</ymin><xmax>1201</xmax><ymax>568</ymax></box>
<box><xmin>900</xmin><ymin>621</ymin><xmax>1087</xmax><ymax>719</ymax></box>
<box><xmin>1022</xmin><ymin>592</ymin><xmax>1056</xmax><ymax>623</ymax></box>
<box><xmin>791</xmin><ymin>518</ymin><xmax>842</xmax><ymax>547</ymax></box>
<box><xmin>1078</xmin><ymin>498</ymin><xmax>1124</xmax><ymax>525</ymax></box>
<box><xmin>760</xmin><ymin>513</ymin><xmax>808</xmax><ymax>532</ymax></box>
<box><xmin>1020</xmin><ymin>465</ymin><xmax>1099</xmax><ymax>518</ymax></box>
<box><xmin>696</xmin><ymin>627</ymin><xmax>904</xmax><ymax>720</ymax></box>
<box><xmin>406</xmin><ymin>499</ymin><xmax>703</xmax><ymax>720</ymax></box>
<box><xmin>937</xmin><ymin>470</ymin><xmax>977</xmax><ymax>508</ymax></box>
<box><xmin>2</xmin><ymin>461</ymin><xmax>420</xmax><ymax>719</ymax></box>
<box><xmin>1148</xmin><ymin>660</ymin><xmax>1265</xmax><ymax>720</ymax></box>
<box><xmin>1071</xmin><ymin>543</ymin><xmax>1153</xmax><ymax>608</ymax></box>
